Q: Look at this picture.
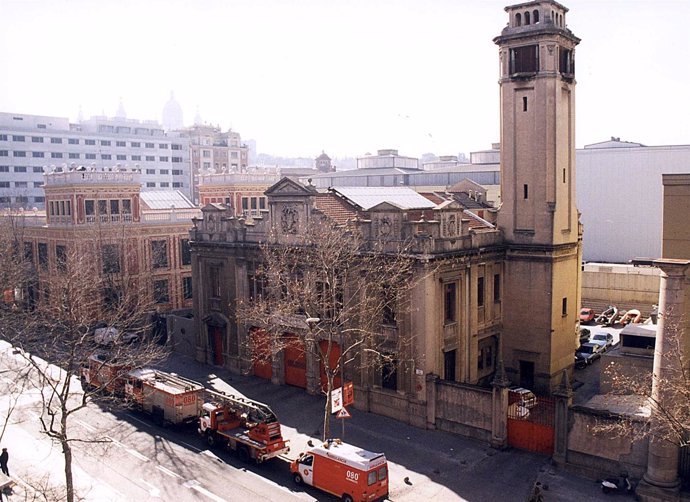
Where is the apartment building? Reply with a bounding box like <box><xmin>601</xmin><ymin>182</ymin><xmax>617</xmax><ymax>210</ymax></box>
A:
<box><xmin>177</xmin><ymin>124</ymin><xmax>249</xmax><ymax>204</ymax></box>
<box><xmin>0</xmin><ymin>112</ymin><xmax>192</xmax><ymax>209</ymax></box>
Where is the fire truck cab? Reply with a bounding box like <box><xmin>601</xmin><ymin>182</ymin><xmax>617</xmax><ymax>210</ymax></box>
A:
<box><xmin>291</xmin><ymin>439</ymin><xmax>389</xmax><ymax>502</ymax></box>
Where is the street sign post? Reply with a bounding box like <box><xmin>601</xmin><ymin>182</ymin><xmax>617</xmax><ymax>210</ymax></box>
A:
<box><xmin>336</xmin><ymin>407</ymin><xmax>351</xmax><ymax>419</ymax></box>
<box><xmin>330</xmin><ymin>387</ymin><xmax>343</xmax><ymax>413</ymax></box>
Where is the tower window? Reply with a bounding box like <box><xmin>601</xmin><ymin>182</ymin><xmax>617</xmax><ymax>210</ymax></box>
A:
<box><xmin>559</xmin><ymin>47</ymin><xmax>575</xmax><ymax>77</ymax></box>
<box><xmin>477</xmin><ymin>277</ymin><xmax>485</xmax><ymax>307</ymax></box>
<box><xmin>523</xmin><ymin>184</ymin><xmax>529</xmax><ymax>199</ymax></box>
<box><xmin>443</xmin><ymin>350</ymin><xmax>456</xmax><ymax>381</ymax></box>
<box><xmin>562</xmin><ymin>297</ymin><xmax>568</xmax><ymax>316</ymax></box>
<box><xmin>563</xmin><ymin>168</ymin><xmax>566</xmax><ymax>183</ymax></box>
<box><xmin>444</xmin><ymin>282</ymin><xmax>457</xmax><ymax>323</ymax></box>
<box><xmin>533</xmin><ymin>10</ymin><xmax>539</xmax><ymax>23</ymax></box>
<box><xmin>509</xmin><ymin>45</ymin><xmax>539</xmax><ymax>76</ymax></box>
<box><xmin>515</xmin><ymin>13</ymin><xmax>521</xmax><ymax>26</ymax></box>
<box><xmin>523</xmin><ymin>96</ymin><xmax>528</xmax><ymax>111</ymax></box>
<box><xmin>525</xmin><ymin>11</ymin><xmax>530</xmax><ymax>25</ymax></box>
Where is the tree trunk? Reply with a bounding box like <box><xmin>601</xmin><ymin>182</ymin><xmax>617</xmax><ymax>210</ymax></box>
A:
<box><xmin>62</xmin><ymin>437</ymin><xmax>74</xmax><ymax>502</ymax></box>
<box><xmin>323</xmin><ymin>371</ymin><xmax>334</xmax><ymax>441</ymax></box>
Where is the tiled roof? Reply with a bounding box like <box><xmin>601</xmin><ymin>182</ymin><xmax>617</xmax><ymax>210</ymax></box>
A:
<box><xmin>314</xmin><ymin>193</ymin><xmax>359</xmax><ymax>224</ymax></box>
<box><xmin>418</xmin><ymin>192</ymin><xmax>447</xmax><ymax>205</ymax></box>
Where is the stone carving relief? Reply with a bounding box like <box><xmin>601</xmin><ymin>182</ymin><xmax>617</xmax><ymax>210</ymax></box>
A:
<box><xmin>444</xmin><ymin>214</ymin><xmax>458</xmax><ymax>237</ymax></box>
<box><xmin>280</xmin><ymin>205</ymin><xmax>299</xmax><ymax>234</ymax></box>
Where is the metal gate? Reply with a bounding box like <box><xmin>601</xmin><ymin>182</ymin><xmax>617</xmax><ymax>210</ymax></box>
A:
<box><xmin>507</xmin><ymin>392</ymin><xmax>555</xmax><ymax>455</ymax></box>
<box><xmin>284</xmin><ymin>334</ymin><xmax>307</xmax><ymax>389</ymax></box>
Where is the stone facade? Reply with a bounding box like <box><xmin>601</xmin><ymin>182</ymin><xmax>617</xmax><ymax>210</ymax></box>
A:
<box><xmin>189</xmin><ymin>178</ymin><xmax>505</xmax><ymax>414</ymax></box>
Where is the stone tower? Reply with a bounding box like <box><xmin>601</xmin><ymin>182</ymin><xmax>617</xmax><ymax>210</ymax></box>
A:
<box><xmin>494</xmin><ymin>1</ymin><xmax>582</xmax><ymax>392</ymax></box>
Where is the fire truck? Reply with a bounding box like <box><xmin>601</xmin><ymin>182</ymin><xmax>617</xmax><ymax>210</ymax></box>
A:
<box><xmin>124</xmin><ymin>369</ymin><xmax>205</xmax><ymax>426</ymax></box>
<box><xmin>291</xmin><ymin>439</ymin><xmax>389</xmax><ymax>502</ymax></box>
<box><xmin>80</xmin><ymin>352</ymin><xmax>130</xmax><ymax>395</ymax></box>
<box><xmin>198</xmin><ymin>389</ymin><xmax>290</xmax><ymax>463</ymax></box>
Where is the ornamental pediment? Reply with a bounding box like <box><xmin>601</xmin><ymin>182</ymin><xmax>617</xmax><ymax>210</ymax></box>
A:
<box><xmin>265</xmin><ymin>177</ymin><xmax>314</xmax><ymax>197</ymax></box>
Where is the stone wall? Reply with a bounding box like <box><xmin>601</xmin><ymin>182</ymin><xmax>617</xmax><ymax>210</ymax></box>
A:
<box><xmin>363</xmin><ymin>388</ymin><xmax>427</xmax><ymax>429</ymax></box>
<box><xmin>435</xmin><ymin>380</ymin><xmax>492</xmax><ymax>441</ymax></box>
<box><xmin>582</xmin><ymin>263</ymin><xmax>660</xmax><ymax>307</ymax></box>
<box><xmin>167</xmin><ymin>311</ymin><xmax>196</xmax><ymax>357</ymax></box>
<box><xmin>566</xmin><ymin>405</ymin><xmax>649</xmax><ymax>480</ymax></box>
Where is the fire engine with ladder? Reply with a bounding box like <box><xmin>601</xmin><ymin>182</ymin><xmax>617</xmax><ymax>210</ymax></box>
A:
<box><xmin>199</xmin><ymin>389</ymin><xmax>290</xmax><ymax>464</ymax></box>
<box><xmin>124</xmin><ymin>368</ymin><xmax>205</xmax><ymax>426</ymax></box>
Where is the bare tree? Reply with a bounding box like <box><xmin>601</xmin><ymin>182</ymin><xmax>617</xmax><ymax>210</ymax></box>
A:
<box><xmin>596</xmin><ymin>311</ymin><xmax>690</xmax><ymax>448</ymax></box>
<box><xmin>237</xmin><ymin>217</ymin><xmax>421</xmax><ymax>440</ymax></box>
<box><xmin>0</xmin><ymin>215</ymin><xmax>169</xmax><ymax>502</ymax></box>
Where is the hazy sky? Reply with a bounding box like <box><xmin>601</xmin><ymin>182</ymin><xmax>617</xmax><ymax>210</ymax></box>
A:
<box><xmin>1</xmin><ymin>0</ymin><xmax>688</xmax><ymax>158</ymax></box>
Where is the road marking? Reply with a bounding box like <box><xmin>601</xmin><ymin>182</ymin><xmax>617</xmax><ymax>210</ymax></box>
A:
<box><xmin>105</xmin><ymin>435</ymin><xmax>124</xmax><ymax>448</ymax></box>
<box><xmin>183</xmin><ymin>480</ymin><xmax>228</xmax><ymax>502</ymax></box>
<box><xmin>104</xmin><ymin>435</ymin><xmax>150</xmax><ymax>461</ymax></box>
<box><xmin>179</xmin><ymin>440</ymin><xmax>203</xmax><ymax>453</ymax></box>
<box><xmin>125</xmin><ymin>413</ymin><xmax>152</xmax><ymax>427</ymax></box>
<box><xmin>126</xmin><ymin>448</ymin><xmax>150</xmax><ymax>462</ymax></box>
<box><xmin>242</xmin><ymin>467</ymin><xmax>299</xmax><ymax>496</ymax></box>
<box><xmin>157</xmin><ymin>465</ymin><xmax>182</xmax><ymax>479</ymax></box>
<box><xmin>140</xmin><ymin>478</ymin><xmax>161</xmax><ymax>497</ymax></box>
<box><xmin>75</xmin><ymin>419</ymin><xmax>97</xmax><ymax>432</ymax></box>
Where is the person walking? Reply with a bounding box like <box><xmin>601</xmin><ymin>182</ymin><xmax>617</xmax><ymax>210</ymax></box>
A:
<box><xmin>0</xmin><ymin>448</ymin><xmax>8</xmax><ymax>476</ymax></box>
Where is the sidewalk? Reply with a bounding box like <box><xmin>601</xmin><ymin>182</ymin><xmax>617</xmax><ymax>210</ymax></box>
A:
<box><xmin>162</xmin><ymin>352</ymin><xmax>634</xmax><ymax>502</ymax></box>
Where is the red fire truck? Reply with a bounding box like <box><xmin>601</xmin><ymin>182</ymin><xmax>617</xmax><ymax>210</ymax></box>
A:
<box><xmin>291</xmin><ymin>439</ymin><xmax>389</xmax><ymax>502</ymax></box>
<box><xmin>124</xmin><ymin>369</ymin><xmax>205</xmax><ymax>426</ymax></box>
<box><xmin>80</xmin><ymin>352</ymin><xmax>130</xmax><ymax>395</ymax></box>
<box><xmin>199</xmin><ymin>389</ymin><xmax>290</xmax><ymax>464</ymax></box>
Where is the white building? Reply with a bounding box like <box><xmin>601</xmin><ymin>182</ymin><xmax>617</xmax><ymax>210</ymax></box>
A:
<box><xmin>0</xmin><ymin>112</ymin><xmax>192</xmax><ymax>208</ymax></box>
<box><xmin>576</xmin><ymin>138</ymin><xmax>690</xmax><ymax>263</ymax></box>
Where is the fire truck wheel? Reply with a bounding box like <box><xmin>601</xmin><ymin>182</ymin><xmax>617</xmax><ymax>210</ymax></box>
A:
<box><xmin>341</xmin><ymin>495</ymin><xmax>354</xmax><ymax>502</ymax></box>
<box><xmin>292</xmin><ymin>473</ymin><xmax>303</xmax><ymax>485</ymax></box>
<box><xmin>206</xmin><ymin>432</ymin><xmax>216</xmax><ymax>447</ymax></box>
<box><xmin>238</xmin><ymin>446</ymin><xmax>250</xmax><ymax>463</ymax></box>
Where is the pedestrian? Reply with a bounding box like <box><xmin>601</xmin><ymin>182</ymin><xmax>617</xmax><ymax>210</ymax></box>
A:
<box><xmin>0</xmin><ymin>448</ymin><xmax>8</xmax><ymax>476</ymax></box>
<box><xmin>528</xmin><ymin>481</ymin><xmax>544</xmax><ymax>502</ymax></box>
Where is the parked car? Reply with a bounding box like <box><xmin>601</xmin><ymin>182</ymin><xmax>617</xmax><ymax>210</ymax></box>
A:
<box><xmin>579</xmin><ymin>328</ymin><xmax>591</xmax><ymax>345</ymax></box>
<box><xmin>509</xmin><ymin>387</ymin><xmax>537</xmax><ymax>409</ymax></box>
<box><xmin>94</xmin><ymin>327</ymin><xmax>139</xmax><ymax>346</ymax></box>
<box><xmin>575</xmin><ymin>342</ymin><xmax>603</xmax><ymax>368</ymax></box>
<box><xmin>591</xmin><ymin>331</ymin><xmax>614</xmax><ymax>350</ymax></box>
<box><xmin>579</xmin><ymin>308</ymin><xmax>595</xmax><ymax>324</ymax></box>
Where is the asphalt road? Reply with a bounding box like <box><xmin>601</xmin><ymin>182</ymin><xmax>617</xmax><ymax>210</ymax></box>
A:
<box><xmin>0</xmin><ymin>339</ymin><xmax>637</xmax><ymax>501</ymax></box>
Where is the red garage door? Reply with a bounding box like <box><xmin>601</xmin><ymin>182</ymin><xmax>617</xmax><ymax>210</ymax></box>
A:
<box><xmin>250</xmin><ymin>328</ymin><xmax>272</xmax><ymax>380</ymax></box>
<box><xmin>284</xmin><ymin>334</ymin><xmax>307</xmax><ymax>389</ymax></box>
<box><xmin>319</xmin><ymin>340</ymin><xmax>341</xmax><ymax>391</ymax></box>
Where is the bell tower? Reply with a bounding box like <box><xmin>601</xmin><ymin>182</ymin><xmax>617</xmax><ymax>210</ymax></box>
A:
<box><xmin>494</xmin><ymin>1</ymin><xmax>582</xmax><ymax>392</ymax></box>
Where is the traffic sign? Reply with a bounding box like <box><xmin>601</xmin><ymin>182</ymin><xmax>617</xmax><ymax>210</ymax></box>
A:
<box><xmin>343</xmin><ymin>381</ymin><xmax>354</xmax><ymax>406</ymax></box>
<box><xmin>336</xmin><ymin>407</ymin><xmax>351</xmax><ymax>419</ymax></box>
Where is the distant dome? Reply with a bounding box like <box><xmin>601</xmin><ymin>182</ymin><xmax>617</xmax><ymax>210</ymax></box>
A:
<box><xmin>116</xmin><ymin>98</ymin><xmax>127</xmax><ymax>119</ymax></box>
<box><xmin>162</xmin><ymin>92</ymin><xmax>184</xmax><ymax>131</ymax></box>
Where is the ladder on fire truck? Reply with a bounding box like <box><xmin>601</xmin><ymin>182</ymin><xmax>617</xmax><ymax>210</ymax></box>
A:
<box><xmin>204</xmin><ymin>389</ymin><xmax>280</xmax><ymax>424</ymax></box>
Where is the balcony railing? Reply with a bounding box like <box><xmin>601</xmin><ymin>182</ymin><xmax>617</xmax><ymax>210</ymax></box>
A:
<box><xmin>44</xmin><ymin>170</ymin><xmax>141</xmax><ymax>185</ymax></box>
